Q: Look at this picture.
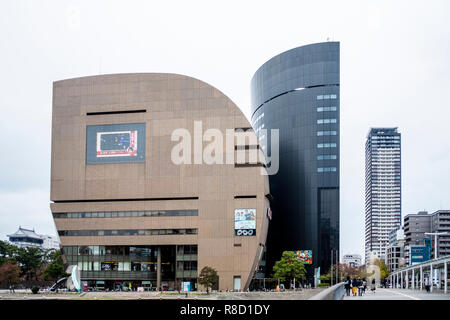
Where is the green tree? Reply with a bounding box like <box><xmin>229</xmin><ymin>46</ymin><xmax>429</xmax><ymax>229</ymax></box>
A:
<box><xmin>0</xmin><ymin>262</ymin><xmax>21</xmax><ymax>286</ymax></box>
<box><xmin>272</xmin><ymin>251</ymin><xmax>307</xmax><ymax>285</ymax></box>
<box><xmin>15</xmin><ymin>247</ymin><xmax>45</xmax><ymax>281</ymax></box>
<box><xmin>42</xmin><ymin>250</ymin><xmax>68</xmax><ymax>282</ymax></box>
<box><xmin>198</xmin><ymin>266</ymin><xmax>219</xmax><ymax>294</ymax></box>
<box><xmin>0</xmin><ymin>241</ymin><xmax>18</xmax><ymax>266</ymax></box>
<box><xmin>374</xmin><ymin>258</ymin><xmax>389</xmax><ymax>280</ymax></box>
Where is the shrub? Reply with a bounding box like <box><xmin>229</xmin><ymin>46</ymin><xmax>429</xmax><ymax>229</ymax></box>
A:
<box><xmin>31</xmin><ymin>286</ymin><xmax>39</xmax><ymax>294</ymax></box>
<box><xmin>317</xmin><ymin>283</ymin><xmax>330</xmax><ymax>288</ymax></box>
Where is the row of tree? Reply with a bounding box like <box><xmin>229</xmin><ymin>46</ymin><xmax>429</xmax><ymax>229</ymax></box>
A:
<box><xmin>0</xmin><ymin>241</ymin><xmax>389</xmax><ymax>290</ymax></box>
<box><xmin>0</xmin><ymin>241</ymin><xmax>67</xmax><ymax>287</ymax></box>
<box><xmin>320</xmin><ymin>258</ymin><xmax>390</xmax><ymax>284</ymax></box>
<box><xmin>197</xmin><ymin>251</ymin><xmax>308</xmax><ymax>293</ymax></box>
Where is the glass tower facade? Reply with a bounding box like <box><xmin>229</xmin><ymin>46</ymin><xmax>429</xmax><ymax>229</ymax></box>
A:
<box><xmin>365</xmin><ymin>128</ymin><xmax>402</xmax><ymax>263</ymax></box>
<box><xmin>250</xmin><ymin>42</ymin><xmax>340</xmax><ymax>278</ymax></box>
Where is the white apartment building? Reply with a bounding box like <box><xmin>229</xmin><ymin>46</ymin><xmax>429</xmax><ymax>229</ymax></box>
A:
<box><xmin>365</xmin><ymin>128</ymin><xmax>402</xmax><ymax>263</ymax></box>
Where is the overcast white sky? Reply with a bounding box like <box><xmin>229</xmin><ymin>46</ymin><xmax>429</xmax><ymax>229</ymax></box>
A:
<box><xmin>1</xmin><ymin>0</ymin><xmax>450</xmax><ymax>261</ymax></box>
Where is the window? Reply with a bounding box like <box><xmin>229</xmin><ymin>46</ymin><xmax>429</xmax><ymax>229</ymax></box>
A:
<box><xmin>317</xmin><ymin>155</ymin><xmax>337</xmax><ymax>160</ymax></box>
<box><xmin>55</xmin><ymin>209</ymin><xmax>198</xmax><ymax>218</ymax></box>
<box><xmin>58</xmin><ymin>228</ymin><xmax>198</xmax><ymax>236</ymax></box>
<box><xmin>317</xmin><ymin>143</ymin><xmax>337</xmax><ymax>148</ymax></box>
<box><xmin>317</xmin><ymin>167</ymin><xmax>337</xmax><ymax>173</ymax></box>
<box><xmin>317</xmin><ymin>94</ymin><xmax>337</xmax><ymax>100</ymax></box>
<box><xmin>317</xmin><ymin>106</ymin><xmax>337</xmax><ymax>112</ymax></box>
<box><xmin>317</xmin><ymin>131</ymin><xmax>337</xmax><ymax>136</ymax></box>
<box><xmin>317</xmin><ymin>119</ymin><xmax>337</xmax><ymax>124</ymax></box>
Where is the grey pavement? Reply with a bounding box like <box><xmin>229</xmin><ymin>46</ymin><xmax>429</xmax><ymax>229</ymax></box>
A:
<box><xmin>343</xmin><ymin>288</ymin><xmax>450</xmax><ymax>300</ymax></box>
<box><xmin>0</xmin><ymin>288</ymin><xmax>323</xmax><ymax>300</ymax></box>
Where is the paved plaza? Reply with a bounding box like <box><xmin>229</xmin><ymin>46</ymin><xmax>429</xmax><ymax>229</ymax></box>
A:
<box><xmin>0</xmin><ymin>288</ymin><xmax>323</xmax><ymax>300</ymax></box>
<box><xmin>343</xmin><ymin>287</ymin><xmax>450</xmax><ymax>300</ymax></box>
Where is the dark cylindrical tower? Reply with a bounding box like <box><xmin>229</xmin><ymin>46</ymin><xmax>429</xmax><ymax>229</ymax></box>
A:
<box><xmin>250</xmin><ymin>42</ymin><xmax>340</xmax><ymax>280</ymax></box>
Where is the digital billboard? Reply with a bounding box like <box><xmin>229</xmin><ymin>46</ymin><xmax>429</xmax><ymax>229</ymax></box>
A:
<box><xmin>293</xmin><ymin>250</ymin><xmax>313</xmax><ymax>264</ymax></box>
<box><xmin>234</xmin><ymin>208</ymin><xmax>256</xmax><ymax>236</ymax></box>
<box><xmin>86</xmin><ymin>123</ymin><xmax>146</xmax><ymax>164</ymax></box>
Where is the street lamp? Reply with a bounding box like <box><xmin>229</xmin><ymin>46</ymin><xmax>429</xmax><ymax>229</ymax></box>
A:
<box><xmin>425</xmin><ymin>232</ymin><xmax>448</xmax><ymax>259</ymax></box>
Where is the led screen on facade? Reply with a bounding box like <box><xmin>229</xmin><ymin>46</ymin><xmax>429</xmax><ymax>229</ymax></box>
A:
<box><xmin>234</xmin><ymin>208</ymin><xmax>256</xmax><ymax>236</ymax></box>
<box><xmin>294</xmin><ymin>250</ymin><xmax>313</xmax><ymax>264</ymax></box>
<box><xmin>86</xmin><ymin>123</ymin><xmax>146</xmax><ymax>164</ymax></box>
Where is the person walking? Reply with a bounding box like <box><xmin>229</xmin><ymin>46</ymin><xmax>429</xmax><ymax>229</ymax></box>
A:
<box><xmin>344</xmin><ymin>276</ymin><xmax>351</xmax><ymax>296</ymax></box>
<box><xmin>425</xmin><ymin>278</ymin><xmax>431</xmax><ymax>293</ymax></box>
<box><xmin>351</xmin><ymin>278</ymin><xmax>358</xmax><ymax>296</ymax></box>
<box><xmin>357</xmin><ymin>278</ymin><xmax>364</xmax><ymax>296</ymax></box>
<box><xmin>371</xmin><ymin>278</ymin><xmax>376</xmax><ymax>293</ymax></box>
<box><xmin>362</xmin><ymin>278</ymin><xmax>367</xmax><ymax>295</ymax></box>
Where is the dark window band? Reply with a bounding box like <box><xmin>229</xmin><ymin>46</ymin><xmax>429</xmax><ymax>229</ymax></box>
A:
<box><xmin>234</xmin><ymin>195</ymin><xmax>257</xmax><ymax>199</ymax></box>
<box><xmin>53</xmin><ymin>209</ymin><xmax>198</xmax><ymax>219</ymax></box>
<box><xmin>234</xmin><ymin>163</ymin><xmax>265</xmax><ymax>168</ymax></box>
<box><xmin>87</xmin><ymin>109</ymin><xmax>147</xmax><ymax>116</ymax></box>
<box><xmin>53</xmin><ymin>197</ymin><xmax>199</xmax><ymax>204</ymax></box>
<box><xmin>58</xmin><ymin>229</ymin><xmax>198</xmax><ymax>237</ymax></box>
<box><xmin>235</xmin><ymin>145</ymin><xmax>259</xmax><ymax>150</ymax></box>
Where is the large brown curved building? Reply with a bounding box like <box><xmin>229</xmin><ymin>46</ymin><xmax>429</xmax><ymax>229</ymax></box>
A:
<box><xmin>50</xmin><ymin>73</ymin><xmax>270</xmax><ymax>291</ymax></box>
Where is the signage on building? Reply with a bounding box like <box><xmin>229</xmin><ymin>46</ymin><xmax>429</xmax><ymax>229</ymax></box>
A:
<box><xmin>234</xmin><ymin>208</ymin><xmax>256</xmax><ymax>236</ymax></box>
<box><xmin>86</xmin><ymin>123</ymin><xmax>146</xmax><ymax>164</ymax></box>
<box><xmin>182</xmin><ymin>282</ymin><xmax>191</xmax><ymax>292</ymax></box>
<box><xmin>293</xmin><ymin>250</ymin><xmax>313</xmax><ymax>264</ymax></box>
<box><xmin>96</xmin><ymin>130</ymin><xmax>138</xmax><ymax>157</ymax></box>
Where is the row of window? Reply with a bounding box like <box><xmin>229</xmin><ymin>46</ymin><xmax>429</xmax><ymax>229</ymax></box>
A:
<box><xmin>77</xmin><ymin>261</ymin><xmax>158</xmax><ymax>272</ymax></box>
<box><xmin>177</xmin><ymin>261</ymin><xmax>198</xmax><ymax>271</ymax></box>
<box><xmin>317</xmin><ymin>106</ymin><xmax>337</xmax><ymax>112</ymax></box>
<box><xmin>317</xmin><ymin>167</ymin><xmax>337</xmax><ymax>173</ymax></box>
<box><xmin>58</xmin><ymin>229</ymin><xmax>198</xmax><ymax>237</ymax></box>
<box><xmin>53</xmin><ymin>210</ymin><xmax>198</xmax><ymax>219</ymax></box>
<box><xmin>317</xmin><ymin>131</ymin><xmax>337</xmax><ymax>136</ymax></box>
<box><xmin>318</xmin><ymin>143</ymin><xmax>337</xmax><ymax>148</ymax></box>
<box><xmin>371</xmin><ymin>136</ymin><xmax>400</xmax><ymax>139</ymax></box>
<box><xmin>63</xmin><ymin>245</ymin><xmax>198</xmax><ymax>257</ymax></box>
<box><xmin>317</xmin><ymin>118</ymin><xmax>337</xmax><ymax>124</ymax></box>
<box><xmin>66</xmin><ymin>246</ymin><xmax>158</xmax><ymax>257</ymax></box>
<box><xmin>76</xmin><ymin>261</ymin><xmax>197</xmax><ymax>273</ymax></box>
<box><xmin>317</xmin><ymin>94</ymin><xmax>338</xmax><ymax>100</ymax></box>
<box><xmin>317</xmin><ymin>155</ymin><xmax>337</xmax><ymax>160</ymax></box>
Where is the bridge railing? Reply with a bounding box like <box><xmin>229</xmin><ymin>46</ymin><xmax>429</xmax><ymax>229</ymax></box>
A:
<box><xmin>309</xmin><ymin>282</ymin><xmax>345</xmax><ymax>300</ymax></box>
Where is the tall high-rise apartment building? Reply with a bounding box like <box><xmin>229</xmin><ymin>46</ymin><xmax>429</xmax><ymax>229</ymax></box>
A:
<box><xmin>365</xmin><ymin>128</ymin><xmax>401</xmax><ymax>263</ymax></box>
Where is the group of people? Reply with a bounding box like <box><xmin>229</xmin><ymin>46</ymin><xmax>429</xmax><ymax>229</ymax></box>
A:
<box><xmin>344</xmin><ymin>276</ymin><xmax>376</xmax><ymax>296</ymax></box>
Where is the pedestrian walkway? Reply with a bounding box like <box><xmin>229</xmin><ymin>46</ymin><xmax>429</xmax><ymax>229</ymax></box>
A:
<box><xmin>343</xmin><ymin>288</ymin><xmax>450</xmax><ymax>300</ymax></box>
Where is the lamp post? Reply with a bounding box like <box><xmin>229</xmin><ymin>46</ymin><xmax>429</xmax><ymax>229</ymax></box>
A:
<box><xmin>425</xmin><ymin>232</ymin><xmax>448</xmax><ymax>259</ymax></box>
